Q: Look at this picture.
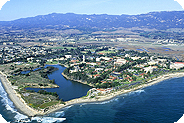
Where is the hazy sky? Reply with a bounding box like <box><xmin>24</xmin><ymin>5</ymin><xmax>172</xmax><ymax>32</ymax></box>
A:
<box><xmin>0</xmin><ymin>0</ymin><xmax>183</xmax><ymax>21</ymax></box>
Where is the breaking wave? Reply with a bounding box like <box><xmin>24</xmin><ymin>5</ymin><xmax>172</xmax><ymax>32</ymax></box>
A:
<box><xmin>79</xmin><ymin>90</ymin><xmax>145</xmax><ymax>106</ymax></box>
<box><xmin>0</xmin><ymin>82</ymin><xmax>28</xmax><ymax>122</ymax></box>
<box><xmin>31</xmin><ymin>117</ymin><xmax>66</xmax><ymax>123</ymax></box>
<box><xmin>49</xmin><ymin>111</ymin><xmax>65</xmax><ymax>118</ymax></box>
<box><xmin>91</xmin><ymin>98</ymin><xmax>119</xmax><ymax>105</ymax></box>
<box><xmin>122</xmin><ymin>89</ymin><xmax>145</xmax><ymax>96</ymax></box>
<box><xmin>0</xmin><ymin>81</ymin><xmax>66</xmax><ymax>123</ymax></box>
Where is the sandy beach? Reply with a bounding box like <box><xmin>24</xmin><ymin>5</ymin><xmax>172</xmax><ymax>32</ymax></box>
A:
<box><xmin>45</xmin><ymin>72</ymin><xmax>184</xmax><ymax>115</ymax></box>
<box><xmin>0</xmin><ymin>71</ymin><xmax>184</xmax><ymax>116</ymax></box>
<box><xmin>0</xmin><ymin>72</ymin><xmax>38</xmax><ymax>117</ymax></box>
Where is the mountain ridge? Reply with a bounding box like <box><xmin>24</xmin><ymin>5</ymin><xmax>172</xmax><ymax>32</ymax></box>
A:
<box><xmin>0</xmin><ymin>11</ymin><xmax>184</xmax><ymax>30</ymax></box>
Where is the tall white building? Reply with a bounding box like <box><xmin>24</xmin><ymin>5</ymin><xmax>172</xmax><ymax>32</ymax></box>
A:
<box><xmin>83</xmin><ymin>55</ymin><xmax>85</xmax><ymax>63</ymax></box>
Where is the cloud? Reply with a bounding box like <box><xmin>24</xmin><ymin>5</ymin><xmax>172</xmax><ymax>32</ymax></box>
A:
<box><xmin>0</xmin><ymin>0</ymin><xmax>10</xmax><ymax>10</ymax></box>
<box><xmin>174</xmin><ymin>0</ymin><xmax>184</xmax><ymax>9</ymax></box>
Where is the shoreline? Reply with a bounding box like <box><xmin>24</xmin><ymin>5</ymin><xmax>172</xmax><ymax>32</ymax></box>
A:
<box><xmin>0</xmin><ymin>72</ymin><xmax>38</xmax><ymax>117</ymax></box>
<box><xmin>44</xmin><ymin>71</ymin><xmax>184</xmax><ymax>115</ymax></box>
<box><xmin>0</xmin><ymin>71</ymin><xmax>184</xmax><ymax>117</ymax></box>
<box><xmin>62</xmin><ymin>72</ymin><xmax>94</xmax><ymax>87</ymax></box>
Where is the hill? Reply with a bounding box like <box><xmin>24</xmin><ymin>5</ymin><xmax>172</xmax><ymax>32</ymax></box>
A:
<box><xmin>0</xmin><ymin>11</ymin><xmax>184</xmax><ymax>31</ymax></box>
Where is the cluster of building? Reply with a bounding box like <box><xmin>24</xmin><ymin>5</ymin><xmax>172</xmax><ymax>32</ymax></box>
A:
<box><xmin>154</xmin><ymin>39</ymin><xmax>183</xmax><ymax>45</ymax></box>
<box><xmin>170</xmin><ymin>62</ymin><xmax>184</xmax><ymax>70</ymax></box>
<box><xmin>64</xmin><ymin>48</ymin><xmax>184</xmax><ymax>91</ymax></box>
<box><xmin>63</xmin><ymin>52</ymin><xmax>184</xmax><ymax>96</ymax></box>
<box><xmin>88</xmin><ymin>88</ymin><xmax>115</xmax><ymax>97</ymax></box>
<box><xmin>0</xmin><ymin>46</ymin><xmax>57</xmax><ymax>63</ymax></box>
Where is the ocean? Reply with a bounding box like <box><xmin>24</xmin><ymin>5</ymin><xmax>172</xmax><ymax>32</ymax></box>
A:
<box><xmin>0</xmin><ymin>67</ymin><xmax>184</xmax><ymax>122</ymax></box>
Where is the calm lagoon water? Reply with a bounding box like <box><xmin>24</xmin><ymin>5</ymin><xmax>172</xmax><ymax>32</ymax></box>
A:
<box><xmin>26</xmin><ymin>65</ymin><xmax>92</xmax><ymax>101</ymax></box>
<box><xmin>0</xmin><ymin>65</ymin><xmax>184</xmax><ymax>122</ymax></box>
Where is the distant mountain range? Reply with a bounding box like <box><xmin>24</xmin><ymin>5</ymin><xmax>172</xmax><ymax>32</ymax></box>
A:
<box><xmin>0</xmin><ymin>11</ymin><xmax>184</xmax><ymax>31</ymax></box>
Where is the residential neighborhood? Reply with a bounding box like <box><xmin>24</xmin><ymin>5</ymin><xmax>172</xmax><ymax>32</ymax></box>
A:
<box><xmin>59</xmin><ymin>45</ymin><xmax>184</xmax><ymax>94</ymax></box>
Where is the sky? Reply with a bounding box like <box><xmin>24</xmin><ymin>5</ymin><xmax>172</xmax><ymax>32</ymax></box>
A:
<box><xmin>0</xmin><ymin>0</ymin><xmax>183</xmax><ymax>21</ymax></box>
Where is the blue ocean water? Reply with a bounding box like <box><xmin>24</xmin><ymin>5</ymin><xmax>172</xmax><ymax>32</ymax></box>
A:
<box><xmin>0</xmin><ymin>71</ymin><xmax>184</xmax><ymax>122</ymax></box>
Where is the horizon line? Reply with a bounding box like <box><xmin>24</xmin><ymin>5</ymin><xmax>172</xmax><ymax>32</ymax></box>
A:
<box><xmin>1</xmin><ymin>10</ymin><xmax>184</xmax><ymax>22</ymax></box>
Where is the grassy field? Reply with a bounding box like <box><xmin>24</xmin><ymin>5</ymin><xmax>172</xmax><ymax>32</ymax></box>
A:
<box><xmin>97</xmin><ymin>50</ymin><xmax>116</xmax><ymax>54</ymax></box>
<box><xmin>8</xmin><ymin>68</ymin><xmax>58</xmax><ymax>88</ymax></box>
<box><xmin>22</xmin><ymin>92</ymin><xmax>60</xmax><ymax>109</ymax></box>
<box><xmin>39</xmin><ymin>101</ymin><xmax>59</xmax><ymax>109</ymax></box>
<box><xmin>9</xmin><ymin>71</ymin><xmax>48</xmax><ymax>84</ymax></box>
<box><xmin>46</xmin><ymin>61</ymin><xmax>59</xmax><ymax>65</ymax></box>
<box><xmin>0</xmin><ymin>63</ymin><xmax>40</xmax><ymax>75</ymax></box>
<box><xmin>51</xmin><ymin>46</ymin><xmax>77</xmax><ymax>50</ymax></box>
<box><xmin>2</xmin><ymin>63</ymin><xmax>62</xmax><ymax>111</ymax></box>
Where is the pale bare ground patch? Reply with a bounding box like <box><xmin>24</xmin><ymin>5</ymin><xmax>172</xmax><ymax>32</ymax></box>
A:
<box><xmin>18</xmin><ymin>42</ymin><xmax>41</xmax><ymax>46</ymax></box>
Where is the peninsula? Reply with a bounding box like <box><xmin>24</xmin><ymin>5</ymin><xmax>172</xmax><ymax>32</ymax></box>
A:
<box><xmin>0</xmin><ymin>44</ymin><xmax>184</xmax><ymax>117</ymax></box>
<box><xmin>1</xmin><ymin>67</ymin><xmax>184</xmax><ymax>116</ymax></box>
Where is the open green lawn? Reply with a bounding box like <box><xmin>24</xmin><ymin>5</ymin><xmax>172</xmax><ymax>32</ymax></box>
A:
<box><xmin>22</xmin><ymin>92</ymin><xmax>59</xmax><ymax>109</ymax></box>
<box><xmin>89</xmin><ymin>49</ymin><xmax>96</xmax><ymax>52</ymax></box>
<box><xmin>9</xmin><ymin>71</ymin><xmax>50</xmax><ymax>85</ymax></box>
<box><xmin>81</xmin><ymin>51</ymin><xmax>88</xmax><ymax>54</ymax></box>
<box><xmin>39</xmin><ymin>101</ymin><xmax>59</xmax><ymax>109</ymax></box>
<box><xmin>46</xmin><ymin>61</ymin><xmax>59</xmax><ymax>65</ymax></box>
<box><xmin>136</xmin><ymin>77</ymin><xmax>144</xmax><ymax>81</ymax></box>
<box><xmin>97</xmin><ymin>50</ymin><xmax>116</xmax><ymax>54</ymax></box>
<box><xmin>51</xmin><ymin>46</ymin><xmax>77</xmax><ymax>50</ymax></box>
<box><xmin>0</xmin><ymin>63</ymin><xmax>40</xmax><ymax>75</ymax></box>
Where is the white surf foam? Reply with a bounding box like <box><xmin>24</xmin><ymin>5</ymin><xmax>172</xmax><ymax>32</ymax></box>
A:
<box><xmin>49</xmin><ymin>111</ymin><xmax>65</xmax><ymax>118</ymax></box>
<box><xmin>130</xmin><ymin>89</ymin><xmax>145</xmax><ymax>95</ymax></box>
<box><xmin>31</xmin><ymin>116</ymin><xmax>66</xmax><ymax>123</ymax></box>
<box><xmin>63</xmin><ymin>105</ymin><xmax>73</xmax><ymax>110</ymax></box>
<box><xmin>122</xmin><ymin>89</ymin><xmax>145</xmax><ymax>96</ymax></box>
<box><xmin>0</xmin><ymin>81</ymin><xmax>67</xmax><ymax>122</ymax></box>
<box><xmin>0</xmin><ymin>82</ymin><xmax>28</xmax><ymax>121</ymax></box>
<box><xmin>80</xmin><ymin>103</ymin><xmax>87</xmax><ymax>107</ymax></box>
<box><xmin>41</xmin><ymin>117</ymin><xmax>66</xmax><ymax>123</ymax></box>
<box><xmin>91</xmin><ymin>98</ymin><xmax>119</xmax><ymax>105</ymax></box>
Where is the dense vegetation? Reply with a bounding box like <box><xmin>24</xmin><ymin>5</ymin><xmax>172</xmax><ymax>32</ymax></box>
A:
<box><xmin>8</xmin><ymin>66</ymin><xmax>58</xmax><ymax>88</ymax></box>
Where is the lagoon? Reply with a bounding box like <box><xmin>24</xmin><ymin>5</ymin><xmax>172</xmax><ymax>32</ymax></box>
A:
<box><xmin>1</xmin><ymin>73</ymin><xmax>184</xmax><ymax>122</ymax></box>
<box><xmin>26</xmin><ymin>65</ymin><xmax>91</xmax><ymax>101</ymax></box>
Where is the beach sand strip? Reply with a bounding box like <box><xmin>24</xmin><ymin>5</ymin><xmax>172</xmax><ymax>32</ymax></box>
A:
<box><xmin>1</xmin><ymin>71</ymin><xmax>184</xmax><ymax>116</ymax></box>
